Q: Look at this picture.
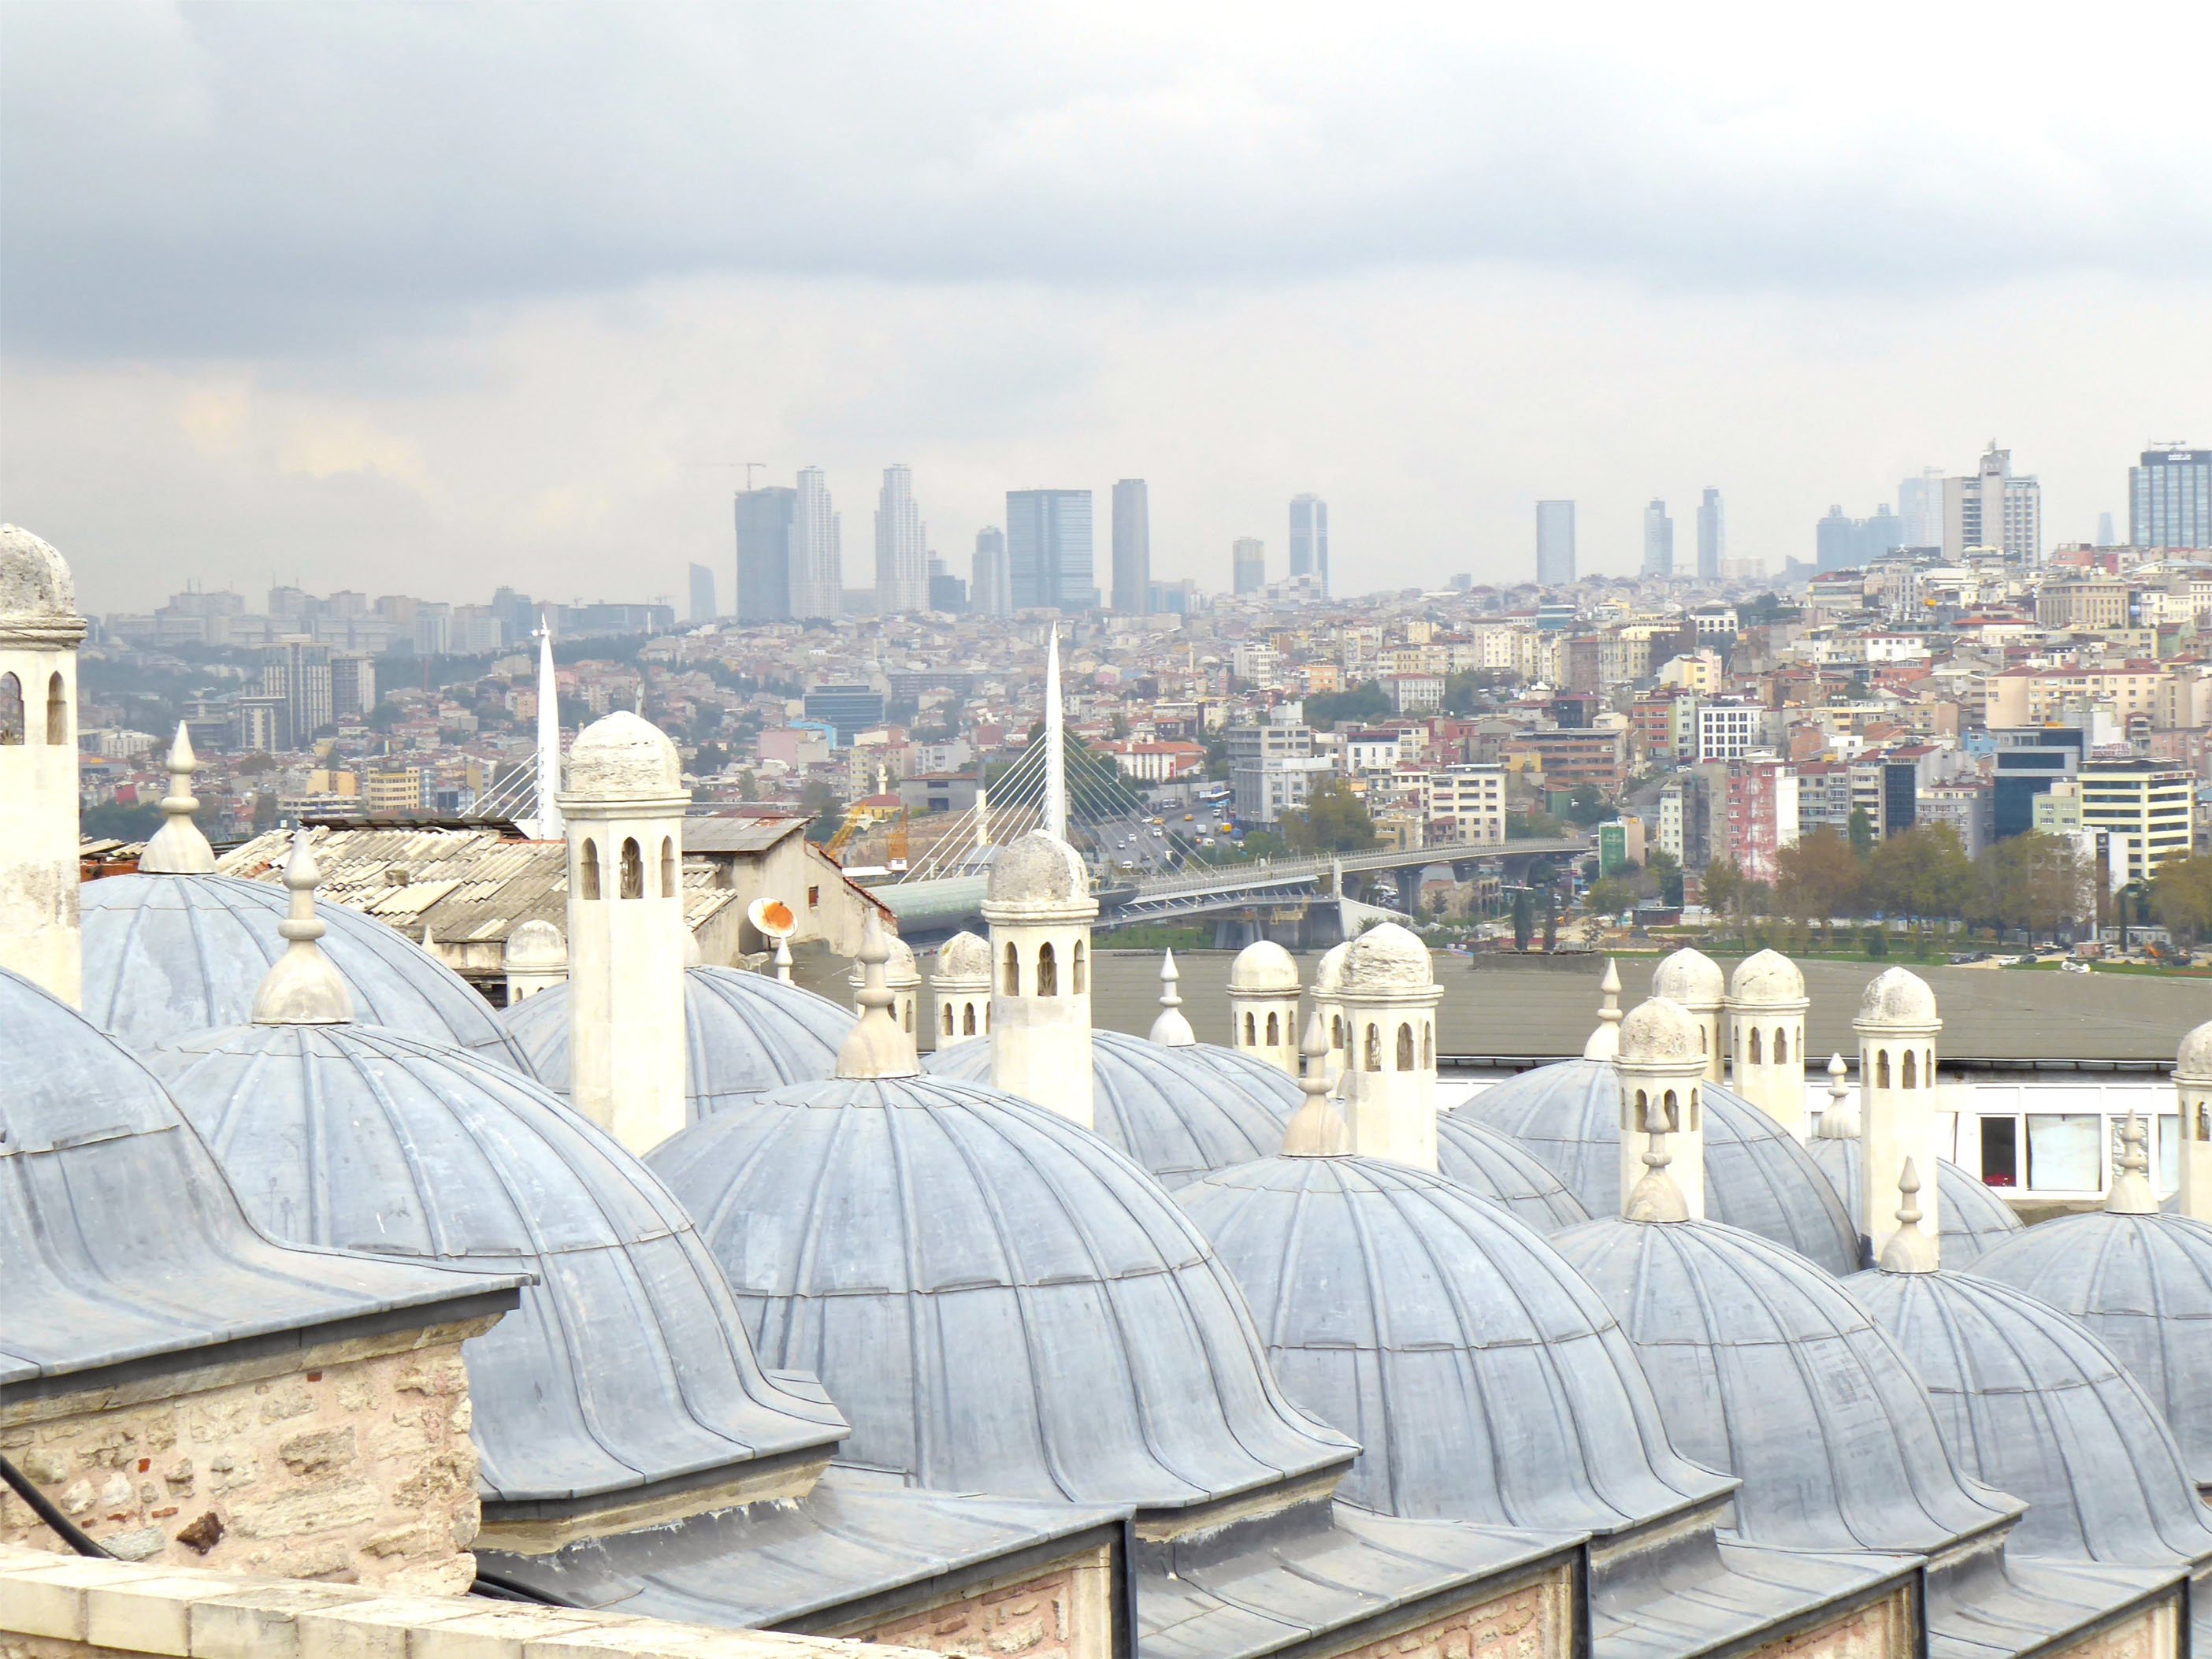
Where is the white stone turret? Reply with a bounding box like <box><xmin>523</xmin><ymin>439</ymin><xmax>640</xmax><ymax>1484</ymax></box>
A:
<box><xmin>1816</xmin><ymin>1052</ymin><xmax>1856</xmax><ymax>1139</ymax></box>
<box><xmin>1876</xmin><ymin>1160</ymin><xmax>1939</xmax><ymax>1273</ymax></box>
<box><xmin>1334</xmin><ymin>923</ymin><xmax>1442</xmax><ymax>1171</ymax></box>
<box><xmin>1616</xmin><ymin>996</ymin><xmax>1708</xmax><ymax>1220</ymax></box>
<box><xmin>930</xmin><ymin>930</ymin><xmax>993</xmax><ymax>1047</ymax></box>
<box><xmin>849</xmin><ymin>930</ymin><xmax>921</xmax><ymax>1039</ymax></box>
<box><xmin>558</xmin><ymin>710</ymin><xmax>689</xmax><ymax>1154</ymax></box>
<box><xmin>1854</xmin><ymin>967</ymin><xmax>1943</xmax><ymax>1267</ymax></box>
<box><xmin>984</xmin><ymin>830</ymin><xmax>1097</xmax><ymax>1127</ymax></box>
<box><xmin>1149</xmin><ymin>950</ymin><xmax>1196</xmax><ymax>1046</ymax></box>
<box><xmin>139</xmin><ymin>724</ymin><xmax>217</xmax><ymax>874</ymax></box>
<box><xmin>0</xmin><ymin>525</ymin><xmax>87</xmax><ymax>1004</ymax></box>
<box><xmin>1227</xmin><ymin>939</ymin><xmax>1301</xmax><ymax>1073</ymax></box>
<box><xmin>1583</xmin><ymin>959</ymin><xmax>1624</xmax><ymax>1060</ymax></box>
<box><xmin>250</xmin><ymin>830</ymin><xmax>355</xmax><ymax>1025</ymax></box>
<box><xmin>1651</xmin><ymin>946</ymin><xmax>1725</xmax><ymax>1082</ymax></box>
<box><xmin>2174</xmin><ymin>1021</ymin><xmax>2212</xmax><ymax>1220</ymax></box>
<box><xmin>1312</xmin><ymin>941</ymin><xmax>1350</xmax><ymax>1082</ymax></box>
<box><xmin>2107</xmin><ymin>1111</ymin><xmax>2159</xmax><ymax>1216</ymax></box>
<box><xmin>1728</xmin><ymin>948</ymin><xmax>1809</xmax><ymax>1137</ymax></box>
<box><xmin>840</xmin><ymin>911</ymin><xmax>922</xmax><ymax>1081</ymax></box>
<box><xmin>501</xmin><ymin>919</ymin><xmax>567</xmax><ymax>1001</ymax></box>
<box><xmin>1280</xmin><ymin>1012</ymin><xmax>1352</xmax><ymax>1157</ymax></box>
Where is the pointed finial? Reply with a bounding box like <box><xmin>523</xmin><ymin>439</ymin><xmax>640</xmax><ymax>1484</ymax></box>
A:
<box><xmin>2106</xmin><ymin>1108</ymin><xmax>2158</xmax><ymax>1214</ymax></box>
<box><xmin>1816</xmin><ymin>1052</ymin><xmax>1858</xmax><ymax>1138</ymax></box>
<box><xmin>833</xmin><ymin>912</ymin><xmax>920</xmax><ymax>1080</ymax></box>
<box><xmin>1149</xmin><ymin>949</ymin><xmax>1197</xmax><ymax>1046</ymax></box>
<box><xmin>773</xmin><ymin>937</ymin><xmax>792</xmax><ymax>983</ymax></box>
<box><xmin>250</xmin><ymin>829</ymin><xmax>354</xmax><ymax>1024</ymax></box>
<box><xmin>1879</xmin><ymin>1158</ymin><xmax>1940</xmax><ymax>1271</ymax></box>
<box><xmin>137</xmin><ymin>723</ymin><xmax>217</xmax><ymax>874</ymax></box>
<box><xmin>1282</xmin><ymin>1012</ymin><xmax>1353</xmax><ymax>1156</ymax></box>
<box><xmin>1625</xmin><ymin>1107</ymin><xmax>1691</xmax><ymax>1223</ymax></box>
<box><xmin>1583</xmin><ymin>957</ymin><xmax>1624</xmax><ymax>1060</ymax></box>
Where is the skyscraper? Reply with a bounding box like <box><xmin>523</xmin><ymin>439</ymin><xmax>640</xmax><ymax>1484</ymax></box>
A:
<box><xmin>1695</xmin><ymin>488</ymin><xmax>1724</xmax><ymax>581</ymax></box>
<box><xmin>1232</xmin><ymin>537</ymin><xmax>1265</xmax><ymax>594</ymax></box>
<box><xmin>734</xmin><ymin>486</ymin><xmax>797</xmax><ymax>623</ymax></box>
<box><xmin>2132</xmin><ymin>446</ymin><xmax>2211</xmax><ymax>551</ymax></box>
<box><xmin>791</xmin><ymin>468</ymin><xmax>842</xmax><ymax>620</ymax></box>
<box><xmin>1815</xmin><ymin>504</ymin><xmax>1905</xmax><ymax>573</ymax></box>
<box><xmin>1896</xmin><ymin>467</ymin><xmax>1944</xmax><ymax>550</ymax></box>
<box><xmin>1005</xmin><ymin>490</ymin><xmax>1094</xmax><ymax>611</ymax></box>
<box><xmin>259</xmin><ymin>639</ymin><xmax>332</xmax><ymax>747</ymax></box>
<box><xmin>1289</xmin><ymin>495</ymin><xmax>1328</xmax><ymax>592</ymax></box>
<box><xmin>1641</xmin><ymin>500</ymin><xmax>1674</xmax><ymax>578</ymax></box>
<box><xmin>1111</xmin><ymin>479</ymin><xmax>1150</xmax><ymax>614</ymax></box>
<box><xmin>2098</xmin><ymin>512</ymin><xmax>2118</xmax><ymax>547</ymax></box>
<box><xmin>687</xmin><ymin>562</ymin><xmax>717</xmax><ymax>624</ymax></box>
<box><xmin>1943</xmin><ymin>444</ymin><xmax>2041</xmax><ymax>562</ymax></box>
<box><xmin>873</xmin><ymin>464</ymin><xmax>927</xmax><ymax>614</ymax></box>
<box><xmin>972</xmin><ymin>526</ymin><xmax>1010</xmax><ymax>616</ymax></box>
<box><xmin>1535</xmin><ymin>500</ymin><xmax>1575</xmax><ymax>585</ymax></box>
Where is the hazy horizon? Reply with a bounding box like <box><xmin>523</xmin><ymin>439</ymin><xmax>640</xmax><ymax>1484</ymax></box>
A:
<box><xmin>4</xmin><ymin>3</ymin><xmax>2208</xmax><ymax>613</ymax></box>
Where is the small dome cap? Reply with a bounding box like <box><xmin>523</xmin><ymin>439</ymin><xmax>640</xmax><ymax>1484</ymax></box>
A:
<box><xmin>563</xmin><ymin>711</ymin><xmax>682</xmax><ymax>800</ymax></box>
<box><xmin>1652</xmin><ymin>946</ymin><xmax>1724</xmax><ymax>1008</ymax></box>
<box><xmin>1858</xmin><ymin>966</ymin><xmax>1939</xmax><ymax>1027</ymax></box>
<box><xmin>2177</xmin><ymin>1019</ymin><xmax>2212</xmax><ymax>1079</ymax></box>
<box><xmin>985</xmin><ymin>832</ymin><xmax>1089</xmax><ymax>905</ymax></box>
<box><xmin>1619</xmin><ymin>996</ymin><xmax>1702</xmax><ymax>1064</ymax></box>
<box><xmin>935</xmin><ymin>930</ymin><xmax>993</xmax><ymax>985</ymax></box>
<box><xmin>1312</xmin><ymin>941</ymin><xmax>1350</xmax><ymax>998</ymax></box>
<box><xmin>1339</xmin><ymin>922</ymin><xmax>1432</xmax><ymax>994</ymax></box>
<box><xmin>1729</xmin><ymin>948</ymin><xmax>1806</xmax><ymax>1007</ymax></box>
<box><xmin>503</xmin><ymin>919</ymin><xmax>567</xmax><ymax>970</ymax></box>
<box><xmin>0</xmin><ymin>524</ymin><xmax>76</xmax><ymax>617</ymax></box>
<box><xmin>848</xmin><ymin>931</ymin><xmax>920</xmax><ymax>990</ymax></box>
<box><xmin>1228</xmin><ymin>940</ymin><xmax>1300</xmax><ymax>994</ymax></box>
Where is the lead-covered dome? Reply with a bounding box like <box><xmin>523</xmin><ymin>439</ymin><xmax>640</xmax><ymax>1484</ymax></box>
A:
<box><xmin>1729</xmin><ymin>948</ymin><xmax>1806</xmax><ymax>1007</ymax></box>
<box><xmin>926</xmin><ymin>1029</ymin><xmax>1298</xmax><ymax>1187</ymax></box>
<box><xmin>1620</xmin><ymin>995</ymin><xmax>1701</xmax><ymax>1062</ymax></box>
<box><xmin>1652</xmin><ymin>946</ymin><xmax>1724</xmax><ymax>1008</ymax></box>
<box><xmin>146</xmin><ymin>1019</ymin><xmax>847</xmax><ymax>1510</ymax></box>
<box><xmin>563</xmin><ymin>710</ymin><xmax>682</xmax><ymax>799</ymax></box>
<box><xmin>1454</xmin><ymin>1062</ymin><xmax>1860</xmax><ymax>1275</ymax></box>
<box><xmin>1175</xmin><ymin>1156</ymin><xmax>1729</xmax><ymax>1533</ymax></box>
<box><xmin>81</xmin><ymin>872</ymin><xmax>533</xmax><ymax>1071</ymax></box>
<box><xmin>933</xmin><ymin>930</ymin><xmax>993</xmax><ymax>986</ymax></box>
<box><xmin>1859</xmin><ymin>966</ymin><xmax>1939</xmax><ymax>1026</ymax></box>
<box><xmin>647</xmin><ymin>1073</ymin><xmax>1356</xmax><ymax>1510</ymax></box>
<box><xmin>1550</xmin><ymin>1215</ymin><xmax>2020</xmax><ymax>1554</ymax></box>
<box><xmin>1972</xmin><ymin>1210</ymin><xmax>2212</xmax><ymax>1491</ymax></box>
<box><xmin>1849</xmin><ymin>1267</ymin><xmax>2212</xmax><ymax>1568</ymax></box>
<box><xmin>1228</xmin><ymin>940</ymin><xmax>1300</xmax><ymax>993</ymax></box>
<box><xmin>986</xmin><ymin>831</ymin><xmax>1088</xmax><ymax>905</ymax></box>
<box><xmin>500</xmin><ymin>964</ymin><xmax>852</xmax><ymax>1122</ymax></box>
<box><xmin>1340</xmin><ymin>922</ymin><xmax>1431</xmax><ymax>991</ymax></box>
<box><xmin>0</xmin><ymin>524</ymin><xmax>76</xmax><ymax>617</ymax></box>
<box><xmin>1435</xmin><ymin>1116</ymin><xmax>1592</xmax><ymax>1234</ymax></box>
<box><xmin>1805</xmin><ymin>1137</ymin><xmax>2022</xmax><ymax>1267</ymax></box>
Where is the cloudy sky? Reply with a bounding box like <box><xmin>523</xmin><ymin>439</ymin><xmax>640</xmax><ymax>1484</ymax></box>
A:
<box><xmin>4</xmin><ymin>2</ymin><xmax>2209</xmax><ymax>614</ymax></box>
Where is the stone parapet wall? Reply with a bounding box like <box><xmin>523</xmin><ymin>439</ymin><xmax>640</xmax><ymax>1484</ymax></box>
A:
<box><xmin>1331</xmin><ymin>1561</ymin><xmax>1575</xmax><ymax>1659</ymax></box>
<box><xmin>1749</xmin><ymin>1587</ymin><xmax>1913</xmax><ymax>1659</ymax></box>
<box><xmin>0</xmin><ymin>1543</ymin><xmax>934</xmax><ymax>1659</ymax></box>
<box><xmin>2043</xmin><ymin>1598</ymin><xmax>2180</xmax><ymax>1659</ymax></box>
<box><xmin>2</xmin><ymin>1320</ymin><xmax>495</xmax><ymax>1594</ymax></box>
<box><xmin>827</xmin><ymin>1542</ymin><xmax>1115</xmax><ymax>1659</ymax></box>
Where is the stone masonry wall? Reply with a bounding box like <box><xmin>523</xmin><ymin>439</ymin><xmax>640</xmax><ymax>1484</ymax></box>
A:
<box><xmin>1</xmin><ymin>1320</ymin><xmax>491</xmax><ymax>1595</ymax></box>
<box><xmin>1327</xmin><ymin>1561</ymin><xmax>1574</xmax><ymax>1659</ymax></box>
<box><xmin>1748</xmin><ymin>1587</ymin><xmax>1913</xmax><ymax>1659</ymax></box>
<box><xmin>2044</xmin><ymin>1597</ymin><xmax>2180</xmax><ymax>1659</ymax></box>
<box><xmin>837</xmin><ymin>1542</ymin><xmax>1115</xmax><ymax>1659</ymax></box>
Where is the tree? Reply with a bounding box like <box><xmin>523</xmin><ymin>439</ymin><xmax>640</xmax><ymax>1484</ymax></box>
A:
<box><xmin>1512</xmin><ymin>887</ymin><xmax>1535</xmax><ymax>950</ymax></box>
<box><xmin>1700</xmin><ymin>858</ymin><xmax>1746</xmax><ymax>919</ymax></box>
<box><xmin>1304</xmin><ymin>681</ymin><xmax>1391</xmax><ymax>730</ymax></box>
<box><xmin>1865</xmin><ymin>825</ymin><xmax>1972</xmax><ymax>925</ymax></box>
<box><xmin>1282</xmin><ymin>775</ymin><xmax>1378</xmax><ymax>855</ymax></box>
<box><xmin>1846</xmin><ymin>807</ymin><xmax>1875</xmax><ymax>858</ymax></box>
<box><xmin>2151</xmin><ymin>853</ymin><xmax>2212</xmax><ymax>947</ymax></box>
<box><xmin>800</xmin><ymin>778</ymin><xmax>845</xmax><ymax>843</ymax></box>
<box><xmin>1587</xmin><ymin>876</ymin><xmax>1638</xmax><ymax>918</ymax></box>
<box><xmin>1563</xmin><ymin>783</ymin><xmax>1612</xmax><ymax>828</ymax></box>
<box><xmin>1775</xmin><ymin>826</ymin><xmax>1861</xmax><ymax>922</ymax></box>
<box><xmin>1542</xmin><ymin>889</ymin><xmax>1558</xmax><ymax>952</ymax></box>
<box><xmin>1972</xmin><ymin>832</ymin><xmax>2088</xmax><ymax>941</ymax></box>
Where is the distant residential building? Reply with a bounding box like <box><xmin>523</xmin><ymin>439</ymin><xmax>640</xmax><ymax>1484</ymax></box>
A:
<box><xmin>2131</xmin><ymin>446</ymin><xmax>2211</xmax><ymax>551</ymax></box>
<box><xmin>735</xmin><ymin>485</ymin><xmax>797</xmax><ymax>622</ymax></box>
<box><xmin>1426</xmin><ymin>763</ymin><xmax>1506</xmax><ymax>846</ymax></box>
<box><xmin>1943</xmin><ymin>444</ymin><xmax>2041</xmax><ymax>562</ymax></box>
<box><xmin>2077</xmin><ymin>759</ymin><xmax>2195</xmax><ymax>881</ymax></box>
<box><xmin>803</xmin><ymin>683</ymin><xmax>886</xmax><ymax>747</ymax></box>
<box><xmin>1641</xmin><ymin>499</ymin><xmax>1674</xmax><ymax>578</ymax></box>
<box><xmin>1795</xmin><ymin>762</ymin><xmax>1854</xmax><ymax>838</ymax></box>
<box><xmin>1006</xmin><ymin>488</ymin><xmax>1094</xmax><ymax>611</ymax></box>
<box><xmin>2035</xmin><ymin>580</ymin><xmax>2129</xmax><ymax>633</ymax></box>
<box><xmin>1290</xmin><ymin>495</ymin><xmax>1329</xmax><ymax>592</ymax></box>
<box><xmin>1382</xmin><ymin>673</ymin><xmax>1444</xmax><ymax>714</ymax></box>
<box><xmin>363</xmin><ymin>766</ymin><xmax>427</xmax><ymax>815</ymax></box>
<box><xmin>1992</xmin><ymin>729</ymin><xmax>2084</xmax><ymax>840</ymax></box>
<box><xmin>1849</xmin><ymin>755</ymin><xmax>1921</xmax><ymax>841</ymax></box>
<box><xmin>874</xmin><ymin>464</ymin><xmax>928</xmax><ymax>615</ymax></box>
<box><xmin>1696</xmin><ymin>488</ymin><xmax>1724</xmax><ymax>581</ymax></box>
<box><xmin>1695</xmin><ymin>701</ymin><xmax>1760</xmax><ymax>762</ymax></box>
<box><xmin>1227</xmin><ymin>718</ymin><xmax>1321</xmax><ymax>823</ymax></box>
<box><xmin>1536</xmin><ymin>500</ymin><xmax>1575</xmax><ymax>586</ymax></box>
<box><xmin>330</xmin><ymin>654</ymin><xmax>377</xmax><ymax>722</ymax></box>
<box><xmin>791</xmin><ymin>467</ymin><xmax>844</xmax><ymax>621</ymax></box>
<box><xmin>1918</xmin><ymin>781</ymin><xmax>1995</xmax><ymax>858</ymax></box>
<box><xmin>1724</xmin><ymin>758</ymin><xmax>1798</xmax><ymax>883</ymax></box>
<box><xmin>1233</xmin><ymin>537</ymin><xmax>1266</xmax><ymax>595</ymax></box>
<box><xmin>1512</xmin><ymin>728</ymin><xmax>1627</xmax><ymax>791</ymax></box>
<box><xmin>260</xmin><ymin>638</ymin><xmax>332</xmax><ymax>745</ymax></box>
<box><xmin>972</xmin><ymin>526</ymin><xmax>1010</xmax><ymax>616</ymax></box>
<box><xmin>1103</xmin><ymin>740</ymin><xmax>1205</xmax><ymax>783</ymax></box>
<box><xmin>1112</xmin><ymin>479</ymin><xmax>1151</xmax><ymax>614</ymax></box>
<box><xmin>688</xmin><ymin>562</ymin><xmax>717</xmax><ymax>624</ymax></box>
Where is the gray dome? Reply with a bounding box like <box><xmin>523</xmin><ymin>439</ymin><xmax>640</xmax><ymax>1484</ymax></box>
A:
<box><xmin>1805</xmin><ymin>1138</ymin><xmax>2024</xmax><ymax>1268</ymax></box>
<box><xmin>1972</xmin><ymin>1211</ymin><xmax>2212</xmax><ymax>1491</ymax></box>
<box><xmin>1849</xmin><ymin>1267</ymin><xmax>2212</xmax><ymax>1568</ymax></box>
<box><xmin>0</xmin><ymin>967</ymin><xmax>512</xmax><ymax>1390</ymax></box>
<box><xmin>146</xmin><ymin>1020</ymin><xmax>846</xmax><ymax>1509</ymax></box>
<box><xmin>986</xmin><ymin>831</ymin><xmax>1088</xmax><ymax>904</ymax></box>
<box><xmin>647</xmin><ymin>1073</ymin><xmax>1357</xmax><ymax>1511</ymax></box>
<box><xmin>564</xmin><ymin>711</ymin><xmax>682</xmax><ymax>799</ymax></box>
<box><xmin>1550</xmin><ymin>1215</ymin><xmax>2020</xmax><ymax>1554</ymax></box>
<box><xmin>926</xmin><ymin>1029</ymin><xmax>1301</xmax><ymax>1188</ymax></box>
<box><xmin>1175</xmin><ymin>1154</ymin><xmax>1729</xmax><ymax>1535</ymax></box>
<box><xmin>80</xmin><ymin>872</ymin><xmax>532</xmax><ymax>1072</ymax></box>
<box><xmin>1435</xmin><ymin>1115</ymin><xmax>1591</xmax><ymax>1234</ymax></box>
<box><xmin>500</xmin><ymin>965</ymin><xmax>853</xmax><ymax>1121</ymax></box>
<box><xmin>1453</xmin><ymin>1060</ymin><xmax>1860</xmax><ymax>1275</ymax></box>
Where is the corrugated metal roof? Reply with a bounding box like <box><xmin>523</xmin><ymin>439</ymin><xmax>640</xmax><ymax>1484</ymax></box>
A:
<box><xmin>684</xmin><ymin>815</ymin><xmax>807</xmax><ymax>854</ymax></box>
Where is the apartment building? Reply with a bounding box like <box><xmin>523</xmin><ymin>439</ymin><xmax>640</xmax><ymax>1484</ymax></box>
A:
<box><xmin>2035</xmin><ymin>580</ymin><xmax>2129</xmax><ymax>633</ymax></box>
<box><xmin>2076</xmin><ymin>760</ymin><xmax>2195</xmax><ymax>881</ymax></box>
<box><xmin>1724</xmin><ymin>758</ymin><xmax>1798</xmax><ymax>883</ymax></box>
<box><xmin>1425</xmin><ymin>764</ymin><xmax>1507</xmax><ymax>846</ymax></box>
<box><xmin>1695</xmin><ymin>701</ymin><xmax>1762</xmax><ymax>762</ymax></box>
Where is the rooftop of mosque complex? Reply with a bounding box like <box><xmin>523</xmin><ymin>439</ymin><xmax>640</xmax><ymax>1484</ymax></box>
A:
<box><xmin>11</xmin><ymin>521</ymin><xmax>2212</xmax><ymax>1659</ymax></box>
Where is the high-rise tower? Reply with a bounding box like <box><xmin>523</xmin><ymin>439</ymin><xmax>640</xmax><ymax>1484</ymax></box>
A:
<box><xmin>2132</xmin><ymin>446</ymin><xmax>2211</xmax><ymax>551</ymax></box>
<box><xmin>972</xmin><ymin>526</ymin><xmax>1010</xmax><ymax>616</ymax></box>
<box><xmin>734</xmin><ymin>485</ymin><xmax>797</xmax><ymax>622</ymax></box>
<box><xmin>1536</xmin><ymin>500</ymin><xmax>1575</xmax><ymax>585</ymax></box>
<box><xmin>873</xmin><ymin>464</ymin><xmax>928</xmax><ymax>615</ymax></box>
<box><xmin>791</xmin><ymin>468</ymin><xmax>843</xmax><ymax>620</ymax></box>
<box><xmin>1289</xmin><ymin>495</ymin><xmax>1328</xmax><ymax>593</ymax></box>
<box><xmin>1005</xmin><ymin>489</ymin><xmax>1093</xmax><ymax>612</ymax></box>
<box><xmin>1111</xmin><ymin>479</ymin><xmax>1150</xmax><ymax>614</ymax></box>
<box><xmin>1696</xmin><ymin>488</ymin><xmax>1724</xmax><ymax>581</ymax></box>
<box><xmin>1641</xmin><ymin>500</ymin><xmax>1674</xmax><ymax>578</ymax></box>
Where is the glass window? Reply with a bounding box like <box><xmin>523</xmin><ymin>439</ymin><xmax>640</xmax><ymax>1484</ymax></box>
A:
<box><xmin>1980</xmin><ymin>1116</ymin><xmax>2018</xmax><ymax>1187</ymax></box>
<box><xmin>2027</xmin><ymin>1114</ymin><xmax>2103</xmax><ymax>1191</ymax></box>
<box><xmin>2162</xmin><ymin>1114</ymin><xmax>2180</xmax><ymax>1192</ymax></box>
